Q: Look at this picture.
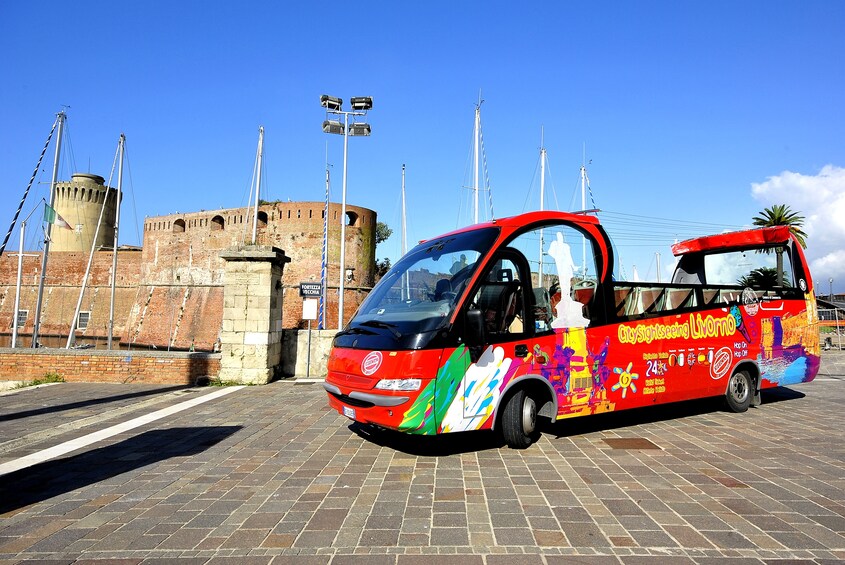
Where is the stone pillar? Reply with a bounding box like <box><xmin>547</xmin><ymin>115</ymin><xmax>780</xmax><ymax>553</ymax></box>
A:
<box><xmin>218</xmin><ymin>246</ymin><xmax>291</xmax><ymax>384</ymax></box>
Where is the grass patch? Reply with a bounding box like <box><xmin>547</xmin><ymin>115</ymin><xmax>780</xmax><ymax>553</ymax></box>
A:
<box><xmin>15</xmin><ymin>372</ymin><xmax>65</xmax><ymax>389</ymax></box>
<box><xmin>197</xmin><ymin>376</ymin><xmax>252</xmax><ymax>387</ymax></box>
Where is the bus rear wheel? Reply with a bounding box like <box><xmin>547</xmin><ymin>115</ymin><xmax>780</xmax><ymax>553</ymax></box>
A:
<box><xmin>725</xmin><ymin>370</ymin><xmax>752</xmax><ymax>413</ymax></box>
<box><xmin>501</xmin><ymin>389</ymin><xmax>539</xmax><ymax>449</ymax></box>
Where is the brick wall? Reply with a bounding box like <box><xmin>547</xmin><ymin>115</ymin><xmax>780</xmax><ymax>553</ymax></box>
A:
<box><xmin>0</xmin><ymin>201</ymin><xmax>377</xmax><ymax>349</ymax></box>
<box><xmin>0</xmin><ymin>348</ymin><xmax>220</xmax><ymax>386</ymax></box>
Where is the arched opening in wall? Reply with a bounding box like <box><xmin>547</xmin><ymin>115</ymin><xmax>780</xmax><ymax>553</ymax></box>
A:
<box><xmin>346</xmin><ymin>211</ymin><xmax>358</xmax><ymax>227</ymax></box>
<box><xmin>257</xmin><ymin>211</ymin><xmax>268</xmax><ymax>228</ymax></box>
<box><xmin>173</xmin><ymin>219</ymin><xmax>186</xmax><ymax>232</ymax></box>
<box><xmin>211</xmin><ymin>215</ymin><xmax>225</xmax><ymax>231</ymax></box>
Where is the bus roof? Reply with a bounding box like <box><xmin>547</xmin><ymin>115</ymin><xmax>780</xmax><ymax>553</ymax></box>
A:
<box><xmin>671</xmin><ymin>225</ymin><xmax>792</xmax><ymax>256</ymax></box>
<box><xmin>419</xmin><ymin>210</ymin><xmax>601</xmax><ymax>244</ymax></box>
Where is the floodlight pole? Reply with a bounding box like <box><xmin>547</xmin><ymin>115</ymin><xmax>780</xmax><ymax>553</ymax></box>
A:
<box><xmin>322</xmin><ymin>97</ymin><xmax>370</xmax><ymax>331</ymax></box>
<box><xmin>339</xmin><ymin>111</ymin><xmax>349</xmax><ymax>331</ymax></box>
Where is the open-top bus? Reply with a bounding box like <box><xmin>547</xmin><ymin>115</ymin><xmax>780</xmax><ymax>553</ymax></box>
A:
<box><xmin>324</xmin><ymin>211</ymin><xmax>820</xmax><ymax>448</ymax></box>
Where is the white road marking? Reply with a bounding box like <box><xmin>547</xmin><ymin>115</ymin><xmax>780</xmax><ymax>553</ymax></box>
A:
<box><xmin>0</xmin><ymin>386</ymin><xmax>243</xmax><ymax>477</ymax></box>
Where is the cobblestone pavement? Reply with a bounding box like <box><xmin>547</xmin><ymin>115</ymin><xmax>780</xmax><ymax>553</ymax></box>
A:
<box><xmin>0</xmin><ymin>353</ymin><xmax>844</xmax><ymax>564</ymax></box>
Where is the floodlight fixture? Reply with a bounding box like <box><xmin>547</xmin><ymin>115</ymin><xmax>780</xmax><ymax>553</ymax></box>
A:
<box><xmin>348</xmin><ymin>122</ymin><xmax>371</xmax><ymax>137</ymax></box>
<box><xmin>349</xmin><ymin>96</ymin><xmax>373</xmax><ymax>111</ymax></box>
<box><xmin>322</xmin><ymin>120</ymin><xmax>344</xmax><ymax>135</ymax></box>
<box><xmin>320</xmin><ymin>95</ymin><xmax>343</xmax><ymax>111</ymax></box>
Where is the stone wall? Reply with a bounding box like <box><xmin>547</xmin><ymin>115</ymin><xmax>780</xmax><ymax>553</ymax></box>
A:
<box><xmin>281</xmin><ymin>329</ymin><xmax>336</xmax><ymax>378</ymax></box>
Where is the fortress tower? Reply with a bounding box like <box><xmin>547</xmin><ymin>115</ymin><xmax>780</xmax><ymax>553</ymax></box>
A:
<box><xmin>51</xmin><ymin>173</ymin><xmax>121</xmax><ymax>252</ymax></box>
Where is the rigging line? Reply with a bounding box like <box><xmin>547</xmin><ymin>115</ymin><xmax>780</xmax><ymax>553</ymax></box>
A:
<box><xmin>62</xmin><ymin>118</ymin><xmax>78</xmax><ymax>180</ymax></box>
<box><xmin>546</xmin><ymin>154</ymin><xmax>560</xmax><ymax>210</ymax></box>
<box><xmin>241</xmin><ymin>138</ymin><xmax>261</xmax><ymax>245</ymax></box>
<box><xmin>600</xmin><ymin>210</ymin><xmax>745</xmax><ymax>228</ymax></box>
<box><xmin>600</xmin><ymin>220</ymin><xmax>738</xmax><ymax>233</ymax></box>
<box><xmin>122</xmin><ymin>144</ymin><xmax>142</xmax><ymax>246</ymax></box>
<box><xmin>522</xmin><ymin>154</ymin><xmax>541</xmax><ymax>212</ymax></box>
<box><xmin>544</xmin><ymin>157</ymin><xmax>561</xmax><ymax>211</ymax></box>
<box><xmin>457</xmin><ymin>112</ymin><xmax>477</xmax><ymax>228</ymax></box>
<box><xmin>0</xmin><ymin>115</ymin><xmax>59</xmax><ymax>256</ymax></box>
<box><xmin>584</xmin><ymin>169</ymin><xmax>598</xmax><ymax>210</ymax></box>
<box><xmin>479</xmin><ymin>122</ymin><xmax>493</xmax><ymax>220</ymax></box>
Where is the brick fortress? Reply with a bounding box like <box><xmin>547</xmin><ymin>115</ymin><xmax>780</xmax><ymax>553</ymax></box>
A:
<box><xmin>0</xmin><ymin>173</ymin><xmax>377</xmax><ymax>352</ymax></box>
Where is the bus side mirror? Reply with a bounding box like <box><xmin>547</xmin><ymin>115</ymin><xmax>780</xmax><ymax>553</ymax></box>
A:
<box><xmin>464</xmin><ymin>309</ymin><xmax>486</xmax><ymax>348</ymax></box>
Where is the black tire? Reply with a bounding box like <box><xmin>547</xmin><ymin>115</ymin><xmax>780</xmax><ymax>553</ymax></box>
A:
<box><xmin>501</xmin><ymin>388</ymin><xmax>539</xmax><ymax>449</ymax></box>
<box><xmin>725</xmin><ymin>370</ymin><xmax>753</xmax><ymax>413</ymax></box>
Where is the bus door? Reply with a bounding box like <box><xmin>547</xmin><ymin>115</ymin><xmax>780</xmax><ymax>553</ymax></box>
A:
<box><xmin>497</xmin><ymin>222</ymin><xmax>606</xmax><ymax>418</ymax></box>
<box><xmin>462</xmin><ymin>250</ymin><xmax>532</xmax><ymax>421</ymax></box>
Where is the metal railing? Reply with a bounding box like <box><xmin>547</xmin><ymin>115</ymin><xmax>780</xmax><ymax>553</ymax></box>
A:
<box><xmin>819</xmin><ymin>308</ymin><xmax>843</xmax><ymax>350</ymax></box>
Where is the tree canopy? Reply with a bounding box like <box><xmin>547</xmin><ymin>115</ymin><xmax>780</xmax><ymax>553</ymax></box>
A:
<box><xmin>752</xmin><ymin>204</ymin><xmax>807</xmax><ymax>249</ymax></box>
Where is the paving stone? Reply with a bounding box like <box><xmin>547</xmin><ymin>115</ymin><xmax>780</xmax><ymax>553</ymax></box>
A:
<box><xmin>0</xmin><ymin>368</ymin><xmax>844</xmax><ymax>562</ymax></box>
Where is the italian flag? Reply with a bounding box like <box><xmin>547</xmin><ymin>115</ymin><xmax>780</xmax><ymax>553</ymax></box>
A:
<box><xmin>43</xmin><ymin>203</ymin><xmax>73</xmax><ymax>230</ymax></box>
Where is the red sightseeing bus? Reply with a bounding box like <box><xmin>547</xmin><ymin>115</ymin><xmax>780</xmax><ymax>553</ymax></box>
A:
<box><xmin>324</xmin><ymin>211</ymin><xmax>820</xmax><ymax>448</ymax></box>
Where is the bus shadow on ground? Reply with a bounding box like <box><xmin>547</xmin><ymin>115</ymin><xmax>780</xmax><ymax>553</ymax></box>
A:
<box><xmin>545</xmin><ymin>386</ymin><xmax>806</xmax><ymax>439</ymax></box>
<box><xmin>349</xmin><ymin>387</ymin><xmax>805</xmax><ymax>455</ymax></box>
<box><xmin>0</xmin><ymin>426</ymin><xmax>241</xmax><ymax>515</ymax></box>
<box><xmin>349</xmin><ymin>422</ymin><xmax>505</xmax><ymax>456</ymax></box>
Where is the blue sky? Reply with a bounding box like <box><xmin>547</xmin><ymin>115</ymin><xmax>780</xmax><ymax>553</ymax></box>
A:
<box><xmin>2</xmin><ymin>1</ymin><xmax>844</xmax><ymax>292</ymax></box>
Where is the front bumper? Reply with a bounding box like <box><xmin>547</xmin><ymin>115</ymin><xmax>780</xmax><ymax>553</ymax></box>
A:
<box><xmin>322</xmin><ymin>382</ymin><xmax>410</xmax><ymax>407</ymax></box>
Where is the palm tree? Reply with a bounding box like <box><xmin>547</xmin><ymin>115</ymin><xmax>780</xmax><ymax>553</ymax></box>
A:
<box><xmin>738</xmin><ymin>267</ymin><xmax>788</xmax><ymax>289</ymax></box>
<box><xmin>752</xmin><ymin>204</ymin><xmax>807</xmax><ymax>286</ymax></box>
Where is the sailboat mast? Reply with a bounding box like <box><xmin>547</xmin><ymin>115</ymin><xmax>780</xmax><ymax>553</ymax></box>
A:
<box><xmin>12</xmin><ymin>220</ymin><xmax>28</xmax><ymax>347</ymax></box>
<box><xmin>656</xmin><ymin>252</ymin><xmax>661</xmax><ymax>283</ymax></box>
<box><xmin>401</xmin><ymin>164</ymin><xmax>407</xmax><ymax>256</ymax></box>
<box><xmin>401</xmin><ymin>164</ymin><xmax>409</xmax><ymax>300</ymax></box>
<box><xmin>107</xmin><ymin>134</ymin><xmax>125</xmax><ymax>350</ymax></box>
<box><xmin>67</xmin><ymin>140</ymin><xmax>120</xmax><ymax>349</ymax></box>
<box><xmin>538</xmin><ymin>128</ymin><xmax>546</xmax><ymax>285</ymax></box>
<box><xmin>32</xmin><ymin>110</ymin><xmax>65</xmax><ymax>348</ymax></box>
<box><xmin>473</xmin><ymin>93</ymin><xmax>481</xmax><ymax>224</ymax></box>
<box><xmin>580</xmin><ymin>144</ymin><xmax>587</xmax><ymax>277</ymax></box>
<box><xmin>252</xmin><ymin>126</ymin><xmax>264</xmax><ymax>244</ymax></box>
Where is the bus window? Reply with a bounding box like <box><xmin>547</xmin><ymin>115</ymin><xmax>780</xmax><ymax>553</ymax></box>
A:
<box><xmin>508</xmin><ymin>223</ymin><xmax>597</xmax><ymax>330</ymax></box>
<box><xmin>704</xmin><ymin>247</ymin><xmax>794</xmax><ymax>288</ymax></box>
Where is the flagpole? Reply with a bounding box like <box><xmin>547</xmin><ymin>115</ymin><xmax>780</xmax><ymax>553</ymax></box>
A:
<box><xmin>32</xmin><ymin>111</ymin><xmax>65</xmax><ymax>348</ymax></box>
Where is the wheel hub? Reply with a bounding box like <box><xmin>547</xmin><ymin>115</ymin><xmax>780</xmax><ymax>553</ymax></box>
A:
<box><xmin>522</xmin><ymin>396</ymin><xmax>537</xmax><ymax>435</ymax></box>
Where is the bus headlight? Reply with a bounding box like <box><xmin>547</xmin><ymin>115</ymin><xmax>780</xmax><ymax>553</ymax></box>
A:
<box><xmin>375</xmin><ymin>378</ymin><xmax>422</xmax><ymax>391</ymax></box>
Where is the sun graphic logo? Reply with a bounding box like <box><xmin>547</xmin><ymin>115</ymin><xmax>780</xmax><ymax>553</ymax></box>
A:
<box><xmin>361</xmin><ymin>351</ymin><xmax>383</xmax><ymax>376</ymax></box>
<box><xmin>611</xmin><ymin>362</ymin><xmax>639</xmax><ymax>399</ymax></box>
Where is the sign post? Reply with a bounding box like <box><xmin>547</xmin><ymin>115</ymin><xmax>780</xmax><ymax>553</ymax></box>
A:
<box><xmin>300</xmin><ymin>283</ymin><xmax>322</xmax><ymax>378</ymax></box>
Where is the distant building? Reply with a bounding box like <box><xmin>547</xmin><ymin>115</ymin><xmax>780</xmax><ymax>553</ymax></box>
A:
<box><xmin>0</xmin><ymin>173</ymin><xmax>376</xmax><ymax>350</ymax></box>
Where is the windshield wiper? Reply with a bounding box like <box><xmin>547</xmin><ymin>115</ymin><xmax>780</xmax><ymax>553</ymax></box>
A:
<box><xmin>360</xmin><ymin>320</ymin><xmax>402</xmax><ymax>338</ymax></box>
<box><xmin>336</xmin><ymin>326</ymin><xmax>377</xmax><ymax>338</ymax></box>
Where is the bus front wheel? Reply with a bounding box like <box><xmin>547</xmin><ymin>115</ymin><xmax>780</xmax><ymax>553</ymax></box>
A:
<box><xmin>725</xmin><ymin>370</ymin><xmax>753</xmax><ymax>413</ymax></box>
<box><xmin>501</xmin><ymin>389</ymin><xmax>539</xmax><ymax>449</ymax></box>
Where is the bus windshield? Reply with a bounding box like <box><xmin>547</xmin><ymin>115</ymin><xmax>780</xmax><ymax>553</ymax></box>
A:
<box><xmin>337</xmin><ymin>227</ymin><xmax>500</xmax><ymax>350</ymax></box>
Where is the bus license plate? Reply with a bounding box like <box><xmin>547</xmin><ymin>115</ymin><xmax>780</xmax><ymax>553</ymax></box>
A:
<box><xmin>342</xmin><ymin>406</ymin><xmax>356</xmax><ymax>419</ymax></box>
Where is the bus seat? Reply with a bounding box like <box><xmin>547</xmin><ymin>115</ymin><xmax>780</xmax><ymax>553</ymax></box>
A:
<box><xmin>433</xmin><ymin>278</ymin><xmax>451</xmax><ymax>301</ymax></box>
<box><xmin>476</xmin><ymin>282</ymin><xmax>520</xmax><ymax>334</ymax></box>
<box><xmin>533</xmin><ymin>287</ymin><xmax>553</xmax><ymax>325</ymax></box>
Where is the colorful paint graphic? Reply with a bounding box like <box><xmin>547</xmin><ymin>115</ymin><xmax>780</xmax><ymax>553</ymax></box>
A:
<box><xmin>757</xmin><ymin>298</ymin><xmax>821</xmax><ymax>385</ymax></box>
<box><xmin>611</xmin><ymin>362</ymin><xmax>639</xmax><ymax>398</ymax></box>
<box><xmin>441</xmin><ymin>345</ymin><xmax>511</xmax><ymax>432</ymax></box>
<box><xmin>399</xmin><ymin>345</ymin><xmax>469</xmax><ymax>434</ymax></box>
